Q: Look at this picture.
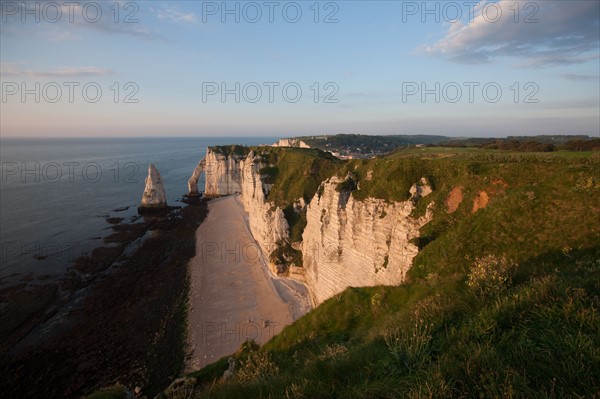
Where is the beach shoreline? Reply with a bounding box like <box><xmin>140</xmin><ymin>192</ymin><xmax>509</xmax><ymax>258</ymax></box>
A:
<box><xmin>186</xmin><ymin>195</ymin><xmax>310</xmax><ymax>372</ymax></box>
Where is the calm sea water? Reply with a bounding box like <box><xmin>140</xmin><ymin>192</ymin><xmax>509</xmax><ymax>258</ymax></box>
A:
<box><xmin>0</xmin><ymin>137</ymin><xmax>274</xmax><ymax>285</ymax></box>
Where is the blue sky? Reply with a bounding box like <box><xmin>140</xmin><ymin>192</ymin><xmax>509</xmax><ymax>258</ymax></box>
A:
<box><xmin>1</xmin><ymin>0</ymin><xmax>599</xmax><ymax>137</ymax></box>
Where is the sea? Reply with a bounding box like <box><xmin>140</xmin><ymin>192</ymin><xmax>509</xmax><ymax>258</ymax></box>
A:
<box><xmin>0</xmin><ymin>136</ymin><xmax>275</xmax><ymax>287</ymax></box>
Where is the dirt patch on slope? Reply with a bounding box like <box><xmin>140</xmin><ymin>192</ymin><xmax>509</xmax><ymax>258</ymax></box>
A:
<box><xmin>446</xmin><ymin>186</ymin><xmax>463</xmax><ymax>213</ymax></box>
<box><xmin>472</xmin><ymin>191</ymin><xmax>490</xmax><ymax>213</ymax></box>
<box><xmin>491</xmin><ymin>178</ymin><xmax>509</xmax><ymax>189</ymax></box>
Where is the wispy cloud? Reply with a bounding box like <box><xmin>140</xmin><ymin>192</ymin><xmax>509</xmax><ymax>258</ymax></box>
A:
<box><xmin>81</xmin><ymin>20</ymin><xmax>164</xmax><ymax>41</ymax></box>
<box><xmin>561</xmin><ymin>73</ymin><xmax>600</xmax><ymax>82</ymax></box>
<box><xmin>343</xmin><ymin>92</ymin><xmax>369</xmax><ymax>98</ymax></box>
<box><xmin>1</xmin><ymin>63</ymin><xmax>116</xmax><ymax>78</ymax></box>
<box><xmin>0</xmin><ymin>1</ymin><xmax>164</xmax><ymax>41</ymax></box>
<box><xmin>541</xmin><ymin>99</ymin><xmax>600</xmax><ymax>110</ymax></box>
<box><xmin>154</xmin><ymin>8</ymin><xmax>197</xmax><ymax>23</ymax></box>
<box><xmin>422</xmin><ymin>0</ymin><xmax>600</xmax><ymax>68</ymax></box>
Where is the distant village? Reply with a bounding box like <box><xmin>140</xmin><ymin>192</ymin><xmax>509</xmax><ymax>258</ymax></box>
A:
<box><xmin>287</xmin><ymin>134</ymin><xmax>599</xmax><ymax>159</ymax></box>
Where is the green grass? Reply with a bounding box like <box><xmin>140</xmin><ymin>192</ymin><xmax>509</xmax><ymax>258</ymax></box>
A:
<box><xmin>84</xmin><ymin>384</ymin><xmax>129</xmax><ymax>399</ymax></box>
<box><xmin>185</xmin><ymin>249</ymin><xmax>599</xmax><ymax>398</ymax></box>
<box><xmin>410</xmin><ymin>154</ymin><xmax>599</xmax><ymax>281</ymax></box>
<box><xmin>255</xmin><ymin>146</ymin><xmax>342</xmax><ymax>207</ymax></box>
<box><xmin>171</xmin><ymin>147</ymin><xmax>600</xmax><ymax>398</ymax></box>
<box><xmin>210</xmin><ymin>145</ymin><xmax>252</xmax><ymax>157</ymax></box>
<box><xmin>282</xmin><ymin>204</ymin><xmax>307</xmax><ymax>243</ymax></box>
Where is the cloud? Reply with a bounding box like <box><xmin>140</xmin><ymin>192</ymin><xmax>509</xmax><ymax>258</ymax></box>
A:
<box><xmin>561</xmin><ymin>73</ymin><xmax>600</xmax><ymax>82</ymax></box>
<box><xmin>516</xmin><ymin>54</ymin><xmax>599</xmax><ymax>68</ymax></box>
<box><xmin>1</xmin><ymin>63</ymin><xmax>116</xmax><ymax>78</ymax></box>
<box><xmin>80</xmin><ymin>20</ymin><xmax>164</xmax><ymax>41</ymax></box>
<box><xmin>154</xmin><ymin>8</ymin><xmax>197</xmax><ymax>23</ymax></box>
<box><xmin>423</xmin><ymin>0</ymin><xmax>600</xmax><ymax>67</ymax></box>
<box><xmin>542</xmin><ymin>99</ymin><xmax>600</xmax><ymax>109</ymax></box>
<box><xmin>0</xmin><ymin>1</ymin><xmax>164</xmax><ymax>41</ymax></box>
<box><xmin>343</xmin><ymin>92</ymin><xmax>369</xmax><ymax>98</ymax></box>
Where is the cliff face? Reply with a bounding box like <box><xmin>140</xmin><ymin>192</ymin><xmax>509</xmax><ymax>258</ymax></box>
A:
<box><xmin>238</xmin><ymin>153</ymin><xmax>290</xmax><ymax>259</ymax></box>
<box><xmin>188</xmin><ymin>148</ymin><xmax>290</xmax><ymax>263</ymax></box>
<box><xmin>189</xmin><ymin>147</ymin><xmax>433</xmax><ymax>305</ymax></box>
<box><xmin>188</xmin><ymin>149</ymin><xmax>245</xmax><ymax>198</ymax></box>
<box><xmin>302</xmin><ymin>177</ymin><xmax>432</xmax><ymax>305</ymax></box>
<box><xmin>272</xmin><ymin>139</ymin><xmax>310</xmax><ymax>148</ymax></box>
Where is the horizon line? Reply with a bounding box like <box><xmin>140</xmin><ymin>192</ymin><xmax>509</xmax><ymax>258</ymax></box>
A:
<box><xmin>0</xmin><ymin>133</ymin><xmax>597</xmax><ymax>140</ymax></box>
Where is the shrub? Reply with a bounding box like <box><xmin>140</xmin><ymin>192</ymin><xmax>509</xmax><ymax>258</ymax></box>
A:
<box><xmin>370</xmin><ymin>292</ymin><xmax>383</xmax><ymax>313</ymax></box>
<box><xmin>160</xmin><ymin>378</ymin><xmax>195</xmax><ymax>399</ymax></box>
<box><xmin>259</xmin><ymin>165</ymin><xmax>278</xmax><ymax>184</ymax></box>
<box><xmin>467</xmin><ymin>255</ymin><xmax>515</xmax><ymax>297</ymax></box>
<box><xmin>235</xmin><ymin>352</ymin><xmax>279</xmax><ymax>383</ymax></box>
<box><xmin>317</xmin><ymin>343</ymin><xmax>349</xmax><ymax>362</ymax></box>
<box><xmin>269</xmin><ymin>241</ymin><xmax>303</xmax><ymax>274</ymax></box>
<box><xmin>336</xmin><ymin>175</ymin><xmax>358</xmax><ymax>192</ymax></box>
<box><xmin>574</xmin><ymin>172</ymin><xmax>599</xmax><ymax>192</ymax></box>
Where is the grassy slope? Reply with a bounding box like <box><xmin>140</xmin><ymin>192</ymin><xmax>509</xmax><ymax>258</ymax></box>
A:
<box><xmin>256</xmin><ymin>146</ymin><xmax>342</xmax><ymax>209</ymax></box>
<box><xmin>178</xmin><ymin>148</ymin><xmax>600</xmax><ymax>398</ymax></box>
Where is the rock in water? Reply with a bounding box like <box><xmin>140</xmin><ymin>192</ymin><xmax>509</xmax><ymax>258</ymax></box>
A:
<box><xmin>139</xmin><ymin>164</ymin><xmax>167</xmax><ymax>213</ymax></box>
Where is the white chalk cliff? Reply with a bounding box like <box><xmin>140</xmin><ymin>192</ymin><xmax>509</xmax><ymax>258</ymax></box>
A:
<box><xmin>238</xmin><ymin>154</ymin><xmax>291</xmax><ymax>260</ymax></box>
<box><xmin>189</xmin><ymin>147</ymin><xmax>433</xmax><ymax>305</ymax></box>
<box><xmin>140</xmin><ymin>164</ymin><xmax>167</xmax><ymax>209</ymax></box>
<box><xmin>272</xmin><ymin>139</ymin><xmax>310</xmax><ymax>148</ymax></box>
<box><xmin>301</xmin><ymin>177</ymin><xmax>433</xmax><ymax>305</ymax></box>
<box><xmin>188</xmin><ymin>149</ymin><xmax>244</xmax><ymax>198</ymax></box>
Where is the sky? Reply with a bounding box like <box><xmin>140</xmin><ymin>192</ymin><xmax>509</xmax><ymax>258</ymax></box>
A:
<box><xmin>0</xmin><ymin>0</ymin><xmax>599</xmax><ymax>138</ymax></box>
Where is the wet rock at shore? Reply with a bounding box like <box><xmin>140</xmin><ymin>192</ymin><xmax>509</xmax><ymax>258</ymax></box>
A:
<box><xmin>1</xmin><ymin>200</ymin><xmax>209</xmax><ymax>398</ymax></box>
<box><xmin>138</xmin><ymin>164</ymin><xmax>167</xmax><ymax>214</ymax></box>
